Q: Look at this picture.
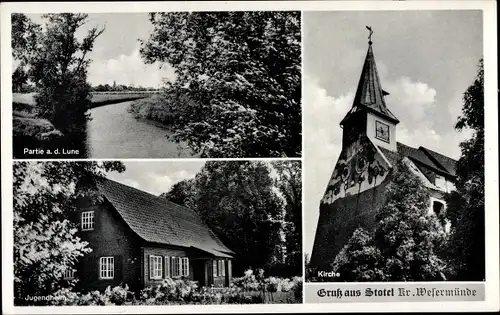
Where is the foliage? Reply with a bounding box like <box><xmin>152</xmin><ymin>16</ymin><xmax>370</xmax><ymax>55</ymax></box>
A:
<box><xmin>140</xmin><ymin>12</ymin><xmax>301</xmax><ymax>157</ymax></box>
<box><xmin>13</xmin><ymin>161</ymin><xmax>125</xmax><ymax>305</ymax></box>
<box><xmin>332</xmin><ymin>160</ymin><xmax>449</xmax><ymax>281</ymax></box>
<box><xmin>11</xmin><ymin>13</ymin><xmax>105</xmax><ymax>136</ymax></box>
<box><xmin>272</xmin><ymin>161</ymin><xmax>302</xmax><ymax>275</ymax></box>
<box><xmin>445</xmin><ymin>59</ymin><xmax>485</xmax><ymax>281</ymax></box>
<box><xmin>230</xmin><ymin>269</ymin><xmax>303</xmax><ymax>303</ymax></box>
<box><xmin>50</xmin><ymin>284</ymin><xmax>135</xmax><ymax>306</ymax></box>
<box><xmin>332</xmin><ymin>228</ymin><xmax>385</xmax><ymax>281</ymax></box>
<box><xmin>162</xmin><ymin>161</ymin><xmax>286</xmax><ymax>275</ymax></box>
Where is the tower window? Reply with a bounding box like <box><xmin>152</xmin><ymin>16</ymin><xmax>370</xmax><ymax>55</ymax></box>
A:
<box><xmin>375</xmin><ymin>121</ymin><xmax>390</xmax><ymax>143</ymax></box>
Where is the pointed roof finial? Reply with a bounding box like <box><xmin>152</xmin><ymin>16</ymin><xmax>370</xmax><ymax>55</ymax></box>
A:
<box><xmin>366</xmin><ymin>25</ymin><xmax>373</xmax><ymax>45</ymax></box>
<box><xmin>339</xmin><ymin>28</ymin><xmax>400</xmax><ymax>127</ymax></box>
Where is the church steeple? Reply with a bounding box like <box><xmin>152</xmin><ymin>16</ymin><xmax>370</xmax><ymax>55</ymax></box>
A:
<box><xmin>340</xmin><ymin>27</ymin><xmax>399</xmax><ymax>152</ymax></box>
<box><xmin>340</xmin><ymin>31</ymin><xmax>399</xmax><ymax>127</ymax></box>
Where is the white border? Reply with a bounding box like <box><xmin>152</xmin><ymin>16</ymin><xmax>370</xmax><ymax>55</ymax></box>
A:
<box><xmin>1</xmin><ymin>1</ymin><xmax>498</xmax><ymax>314</ymax></box>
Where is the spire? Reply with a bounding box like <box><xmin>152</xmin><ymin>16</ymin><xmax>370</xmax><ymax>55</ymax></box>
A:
<box><xmin>340</xmin><ymin>29</ymin><xmax>399</xmax><ymax>126</ymax></box>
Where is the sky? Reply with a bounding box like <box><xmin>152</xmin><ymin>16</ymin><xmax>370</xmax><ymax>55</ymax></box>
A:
<box><xmin>26</xmin><ymin>13</ymin><xmax>176</xmax><ymax>88</ymax></box>
<box><xmin>105</xmin><ymin>161</ymin><xmax>206</xmax><ymax>196</ymax></box>
<box><xmin>303</xmin><ymin>10</ymin><xmax>483</xmax><ymax>255</ymax></box>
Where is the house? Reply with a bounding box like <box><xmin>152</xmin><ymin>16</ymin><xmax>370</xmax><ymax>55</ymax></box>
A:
<box><xmin>309</xmin><ymin>36</ymin><xmax>457</xmax><ymax>274</ymax></box>
<box><xmin>70</xmin><ymin>177</ymin><xmax>234</xmax><ymax>293</ymax></box>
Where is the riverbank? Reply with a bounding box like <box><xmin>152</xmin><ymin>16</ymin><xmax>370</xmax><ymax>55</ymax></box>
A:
<box><xmin>12</xmin><ymin>92</ymin><xmax>156</xmax><ymax>159</ymax></box>
<box><xmin>128</xmin><ymin>94</ymin><xmax>178</xmax><ymax>126</ymax></box>
<box><xmin>13</xmin><ymin>92</ymin><xmax>156</xmax><ymax>109</ymax></box>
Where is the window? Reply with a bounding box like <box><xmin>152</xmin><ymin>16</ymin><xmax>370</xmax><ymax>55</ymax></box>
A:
<box><xmin>181</xmin><ymin>257</ymin><xmax>189</xmax><ymax>276</ymax></box>
<box><xmin>99</xmin><ymin>257</ymin><xmax>114</xmax><ymax>279</ymax></box>
<box><xmin>375</xmin><ymin>120</ymin><xmax>390</xmax><ymax>143</ymax></box>
<box><xmin>81</xmin><ymin>211</ymin><xmax>94</xmax><ymax>231</ymax></box>
<box><xmin>149</xmin><ymin>256</ymin><xmax>162</xmax><ymax>279</ymax></box>
<box><xmin>213</xmin><ymin>260</ymin><xmax>225</xmax><ymax>277</ymax></box>
<box><xmin>171</xmin><ymin>256</ymin><xmax>180</xmax><ymax>277</ymax></box>
<box><xmin>63</xmin><ymin>267</ymin><xmax>74</xmax><ymax>280</ymax></box>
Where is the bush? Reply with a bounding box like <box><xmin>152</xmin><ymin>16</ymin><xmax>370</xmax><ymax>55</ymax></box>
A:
<box><xmin>45</xmin><ymin>273</ymin><xmax>303</xmax><ymax>305</ymax></box>
<box><xmin>49</xmin><ymin>284</ymin><xmax>134</xmax><ymax>306</ymax></box>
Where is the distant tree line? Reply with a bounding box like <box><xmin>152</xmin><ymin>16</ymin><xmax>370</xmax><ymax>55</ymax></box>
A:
<box><xmin>92</xmin><ymin>82</ymin><xmax>160</xmax><ymax>92</ymax></box>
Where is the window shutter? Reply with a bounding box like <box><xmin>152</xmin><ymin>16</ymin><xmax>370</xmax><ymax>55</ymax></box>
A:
<box><xmin>221</xmin><ymin>260</ymin><xmax>226</xmax><ymax>277</ymax></box>
<box><xmin>185</xmin><ymin>258</ymin><xmax>189</xmax><ymax>277</ymax></box>
<box><xmin>177</xmin><ymin>257</ymin><xmax>181</xmax><ymax>277</ymax></box>
<box><xmin>170</xmin><ymin>257</ymin><xmax>174</xmax><ymax>277</ymax></box>
<box><xmin>164</xmin><ymin>256</ymin><xmax>170</xmax><ymax>278</ymax></box>
<box><xmin>212</xmin><ymin>260</ymin><xmax>217</xmax><ymax>277</ymax></box>
<box><xmin>148</xmin><ymin>255</ymin><xmax>152</xmax><ymax>279</ymax></box>
<box><xmin>228</xmin><ymin>260</ymin><xmax>232</xmax><ymax>280</ymax></box>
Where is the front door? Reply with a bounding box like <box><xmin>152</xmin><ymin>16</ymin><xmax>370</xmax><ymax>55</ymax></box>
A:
<box><xmin>192</xmin><ymin>260</ymin><xmax>207</xmax><ymax>287</ymax></box>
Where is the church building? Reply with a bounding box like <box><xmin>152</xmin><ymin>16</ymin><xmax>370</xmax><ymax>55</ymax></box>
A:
<box><xmin>309</xmin><ymin>33</ymin><xmax>457</xmax><ymax>276</ymax></box>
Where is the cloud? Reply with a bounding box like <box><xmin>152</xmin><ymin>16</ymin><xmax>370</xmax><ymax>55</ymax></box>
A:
<box><xmin>88</xmin><ymin>43</ymin><xmax>176</xmax><ymax>88</ymax></box>
<box><xmin>105</xmin><ymin>161</ymin><xmax>204</xmax><ymax>196</ymax></box>
<box><xmin>303</xmin><ymin>74</ymin><xmax>354</xmax><ymax>255</ymax></box>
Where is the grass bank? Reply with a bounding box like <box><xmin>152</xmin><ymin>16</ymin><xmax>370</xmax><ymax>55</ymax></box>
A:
<box><xmin>128</xmin><ymin>94</ymin><xmax>178</xmax><ymax>126</ymax></box>
<box><xmin>13</xmin><ymin>92</ymin><xmax>157</xmax><ymax>109</ymax></box>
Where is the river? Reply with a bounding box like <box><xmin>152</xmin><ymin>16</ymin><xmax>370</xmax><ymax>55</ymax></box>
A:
<box><xmin>86</xmin><ymin>101</ymin><xmax>196</xmax><ymax>158</ymax></box>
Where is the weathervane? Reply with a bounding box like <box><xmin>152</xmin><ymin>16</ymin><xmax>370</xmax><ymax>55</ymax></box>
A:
<box><xmin>366</xmin><ymin>25</ymin><xmax>373</xmax><ymax>44</ymax></box>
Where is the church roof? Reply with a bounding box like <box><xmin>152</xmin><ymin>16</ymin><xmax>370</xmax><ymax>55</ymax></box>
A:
<box><xmin>341</xmin><ymin>42</ymin><xmax>399</xmax><ymax>126</ymax></box>
<box><xmin>97</xmin><ymin>178</ymin><xmax>234</xmax><ymax>258</ymax></box>
<box><xmin>378</xmin><ymin>142</ymin><xmax>457</xmax><ymax>179</ymax></box>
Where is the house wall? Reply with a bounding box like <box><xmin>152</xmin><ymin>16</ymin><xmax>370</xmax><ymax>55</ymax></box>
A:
<box><xmin>74</xmin><ymin>200</ymin><xmax>142</xmax><ymax>293</ymax></box>
<box><xmin>141</xmin><ymin>245</ymin><xmax>194</xmax><ymax>287</ymax></box>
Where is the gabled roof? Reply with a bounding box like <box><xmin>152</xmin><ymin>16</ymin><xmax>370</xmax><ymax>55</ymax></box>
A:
<box><xmin>378</xmin><ymin>142</ymin><xmax>457</xmax><ymax>179</ymax></box>
<box><xmin>341</xmin><ymin>42</ymin><xmax>399</xmax><ymax>126</ymax></box>
<box><xmin>97</xmin><ymin>178</ymin><xmax>234</xmax><ymax>258</ymax></box>
<box><xmin>419</xmin><ymin>147</ymin><xmax>457</xmax><ymax>176</ymax></box>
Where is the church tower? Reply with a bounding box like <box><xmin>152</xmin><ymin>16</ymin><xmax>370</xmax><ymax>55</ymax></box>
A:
<box><xmin>309</xmin><ymin>29</ymin><xmax>458</xmax><ymax>279</ymax></box>
<box><xmin>340</xmin><ymin>36</ymin><xmax>399</xmax><ymax>152</ymax></box>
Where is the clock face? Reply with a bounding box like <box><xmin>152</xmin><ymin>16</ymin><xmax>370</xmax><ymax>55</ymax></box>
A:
<box><xmin>375</xmin><ymin>121</ymin><xmax>390</xmax><ymax>143</ymax></box>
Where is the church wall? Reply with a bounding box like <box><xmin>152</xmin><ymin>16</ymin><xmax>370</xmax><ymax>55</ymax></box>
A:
<box><xmin>310</xmin><ymin>174</ymin><xmax>393</xmax><ymax>271</ymax></box>
<box><xmin>366</xmin><ymin>113</ymin><xmax>397</xmax><ymax>151</ymax></box>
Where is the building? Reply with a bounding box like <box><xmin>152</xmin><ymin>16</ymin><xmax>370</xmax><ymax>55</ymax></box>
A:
<box><xmin>69</xmin><ymin>178</ymin><xmax>234</xmax><ymax>293</ymax></box>
<box><xmin>309</xmin><ymin>36</ymin><xmax>457</xmax><ymax>275</ymax></box>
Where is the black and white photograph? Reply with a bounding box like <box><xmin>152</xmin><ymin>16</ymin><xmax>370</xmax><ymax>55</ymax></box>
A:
<box><xmin>303</xmin><ymin>11</ymin><xmax>486</xmax><ymax>283</ymax></box>
<box><xmin>12</xmin><ymin>12</ymin><xmax>301</xmax><ymax>159</ymax></box>
<box><xmin>13</xmin><ymin>160</ymin><xmax>302</xmax><ymax>305</ymax></box>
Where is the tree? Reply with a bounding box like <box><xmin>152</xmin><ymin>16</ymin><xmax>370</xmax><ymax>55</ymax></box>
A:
<box><xmin>445</xmin><ymin>59</ymin><xmax>485</xmax><ymax>281</ymax></box>
<box><xmin>11</xmin><ymin>13</ymin><xmax>41</xmax><ymax>93</ymax></box>
<box><xmin>12</xmin><ymin>66</ymin><xmax>28</xmax><ymax>92</ymax></box>
<box><xmin>332</xmin><ymin>159</ymin><xmax>448</xmax><ymax>281</ymax></box>
<box><xmin>28</xmin><ymin>14</ymin><xmax>105</xmax><ymax>135</ymax></box>
<box><xmin>14</xmin><ymin>161</ymin><xmax>124</xmax><ymax>305</ymax></box>
<box><xmin>159</xmin><ymin>178</ymin><xmax>195</xmax><ymax>208</ymax></box>
<box><xmin>140</xmin><ymin>12</ymin><xmax>301</xmax><ymax>158</ymax></box>
<box><xmin>272</xmin><ymin>161</ymin><xmax>302</xmax><ymax>275</ymax></box>
<box><xmin>162</xmin><ymin>161</ymin><xmax>284</xmax><ymax>275</ymax></box>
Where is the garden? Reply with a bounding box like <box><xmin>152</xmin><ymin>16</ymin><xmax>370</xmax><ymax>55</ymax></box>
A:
<box><xmin>48</xmin><ymin>270</ymin><xmax>303</xmax><ymax>305</ymax></box>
